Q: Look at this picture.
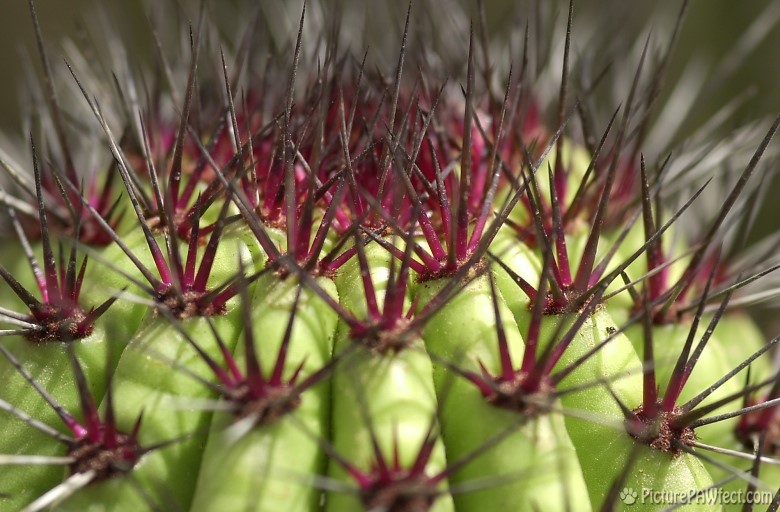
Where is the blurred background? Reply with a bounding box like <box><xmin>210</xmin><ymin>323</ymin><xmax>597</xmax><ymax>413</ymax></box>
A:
<box><xmin>1</xmin><ymin>1</ymin><xmax>778</xmax><ymax>130</ymax></box>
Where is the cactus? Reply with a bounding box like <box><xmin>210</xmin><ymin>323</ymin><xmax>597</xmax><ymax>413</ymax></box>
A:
<box><xmin>1</xmin><ymin>1</ymin><xmax>780</xmax><ymax>511</ymax></box>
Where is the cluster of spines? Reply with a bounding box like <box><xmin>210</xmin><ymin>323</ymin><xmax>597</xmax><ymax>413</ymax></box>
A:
<box><xmin>1</xmin><ymin>1</ymin><xmax>780</xmax><ymax>511</ymax></box>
